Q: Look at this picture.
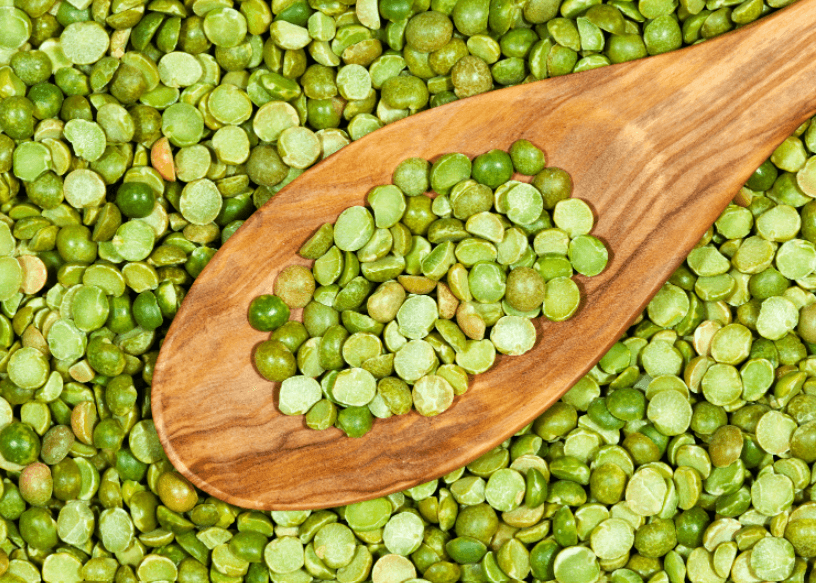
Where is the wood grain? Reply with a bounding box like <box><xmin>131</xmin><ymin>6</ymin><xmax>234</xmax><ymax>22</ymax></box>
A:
<box><xmin>152</xmin><ymin>0</ymin><xmax>816</xmax><ymax>510</ymax></box>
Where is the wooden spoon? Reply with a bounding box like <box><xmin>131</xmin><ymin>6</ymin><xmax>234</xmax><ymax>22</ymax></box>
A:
<box><xmin>152</xmin><ymin>0</ymin><xmax>816</xmax><ymax>510</ymax></box>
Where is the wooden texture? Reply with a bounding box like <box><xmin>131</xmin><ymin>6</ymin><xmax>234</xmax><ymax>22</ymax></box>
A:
<box><xmin>153</xmin><ymin>0</ymin><xmax>816</xmax><ymax>510</ymax></box>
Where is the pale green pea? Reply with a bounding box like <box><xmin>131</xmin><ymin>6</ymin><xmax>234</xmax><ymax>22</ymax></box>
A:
<box><xmin>98</xmin><ymin>507</ymin><xmax>134</xmax><ymax>553</ymax></box>
<box><xmin>756</xmin><ymin>296</ymin><xmax>799</xmax><ymax>340</ymax></box>
<box><xmin>797</xmin><ymin>156</ymin><xmax>816</xmax><ymax>196</ymax></box>
<box><xmin>626</xmin><ymin>468</ymin><xmax>667</xmax><ymax>516</ymax></box>
<box><xmin>687</xmin><ymin>245</ymin><xmax>731</xmax><ymax>276</ymax></box>
<box><xmin>740</xmin><ymin>358</ymin><xmax>774</xmax><ymax>401</ymax></box>
<box><xmin>265</xmin><ymin>536</ymin><xmax>305</xmax><ymax>574</ymax></box>
<box><xmin>569</xmin><ymin>235</ymin><xmax>608</xmax><ymax>277</ymax></box>
<box><xmin>732</xmin><ymin>236</ymin><xmax>776</xmax><ymax>273</ymax></box>
<box><xmin>553</xmin><ymin>198</ymin><xmax>594</xmax><ymax>237</ymax></box>
<box><xmin>332</xmin><ymin>368</ymin><xmax>377</xmax><ymax>407</ymax></box>
<box><xmin>368</xmin><ymin>185</ymin><xmax>407</xmax><ymax>229</ymax></box>
<box><xmin>751</xmin><ymin>470</ymin><xmax>794</xmax><ymax>516</ymax></box>
<box><xmin>755</xmin><ymin>411</ymin><xmax>797</xmax><ymax>456</ymax></box>
<box><xmin>701</xmin><ymin>363</ymin><xmax>742</xmax><ymax>406</ymax></box>
<box><xmin>212</xmin><ymin>126</ymin><xmax>251</xmax><ymax>165</ymax></box>
<box><xmin>505</xmin><ymin>183</ymin><xmax>544</xmax><ymax>226</ymax></box>
<box><xmin>64</xmin><ymin>169</ymin><xmax>106</xmax><ymax>209</ymax></box>
<box><xmin>175</xmin><ymin>145</ymin><xmax>212</xmax><ymax>182</ymax></box>
<box><xmin>0</xmin><ymin>256</ymin><xmax>22</xmax><ymax>301</ymax></box>
<box><xmin>382</xmin><ymin>512</ymin><xmax>424</xmax><ymax>556</ymax></box>
<box><xmin>60</xmin><ymin>21</ymin><xmax>109</xmax><ymax>65</ymax></box>
<box><xmin>394</xmin><ymin>339</ymin><xmax>437</xmax><ymax>382</ymax></box>
<box><xmin>455</xmin><ymin>339</ymin><xmax>495</xmax><ymax>374</ymax></box>
<box><xmin>484</xmin><ymin>468</ymin><xmax>525</xmax><ymax>512</ymax></box>
<box><xmin>553</xmin><ymin>546</ymin><xmax>600</xmax><ymax>583</ymax></box>
<box><xmin>397</xmin><ymin>295</ymin><xmax>438</xmax><ymax>339</ymax></box>
<box><xmin>543</xmin><ymin>276</ymin><xmax>581</xmax><ymax>321</ymax></box>
<box><xmin>775</xmin><ymin>239</ymin><xmax>816</xmax><ymax>279</ymax></box>
<box><xmin>590</xmin><ymin>518</ymin><xmax>634</xmax><ymax>560</ymax></box>
<box><xmin>112</xmin><ymin>220</ymin><xmax>156</xmax><ymax>262</ymax></box>
<box><xmin>412</xmin><ymin>374</ymin><xmax>454</xmax><ymax>416</ymax></box>
<box><xmin>269</xmin><ymin>20</ymin><xmax>311</xmax><ymax>50</ymax></box>
<box><xmin>279</xmin><ymin>376</ymin><xmax>322</xmax><ymax>415</ymax></box>
<box><xmin>179</xmin><ymin>178</ymin><xmax>223</xmax><ymax>226</ymax></box>
<box><xmin>709</xmin><ymin>323</ymin><xmax>752</xmax><ymax>365</ymax></box>
<box><xmin>461</xmin><ymin>215</ymin><xmax>500</xmax><ymax>248</ymax></box>
<box><xmin>749</xmin><ymin>537</ymin><xmax>795</xmax><ymax>581</ymax></box>
<box><xmin>0</xmin><ymin>7</ymin><xmax>31</xmax><ymax>50</ymax></box>
<box><xmin>715</xmin><ymin>205</ymin><xmax>753</xmax><ymax>239</ymax></box>
<box><xmin>756</xmin><ymin>204</ymin><xmax>800</xmax><ymax>242</ymax></box>
<box><xmin>47</xmin><ymin>318</ymin><xmax>87</xmax><ymax>361</ymax></box>
<box><xmin>162</xmin><ymin>103</ymin><xmax>205</xmax><ymax>147</ymax></box>
<box><xmin>335</xmin><ymin>206</ymin><xmax>375</xmax><ymax>252</ymax></box>
<box><xmin>57</xmin><ymin>500</ymin><xmax>95</xmax><ymax>546</ymax></box>
<box><xmin>490</xmin><ymin>315</ymin><xmax>536</xmax><ymax>356</ymax></box>
<box><xmin>204</xmin><ymin>8</ymin><xmax>248</xmax><ymax>48</ymax></box>
<box><xmin>12</xmin><ymin>141</ymin><xmax>51</xmax><ymax>183</ymax></box>
<box><xmin>278</xmin><ymin>127</ymin><xmax>321</xmax><ymax>169</ymax></box>
<box><xmin>8</xmin><ymin>346</ymin><xmax>49</xmax><ymax>390</ymax></box>
<box><xmin>337</xmin><ymin>64</ymin><xmax>372</xmax><ymax>101</ymax></box>
<box><xmin>254</xmin><ymin>101</ymin><xmax>300</xmax><ymax>142</ymax></box>
<box><xmin>158</xmin><ymin>52</ymin><xmax>204</xmax><ymax>87</ymax></box>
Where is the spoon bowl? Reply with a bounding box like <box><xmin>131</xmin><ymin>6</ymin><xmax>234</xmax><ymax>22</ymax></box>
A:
<box><xmin>153</xmin><ymin>0</ymin><xmax>816</xmax><ymax>510</ymax></box>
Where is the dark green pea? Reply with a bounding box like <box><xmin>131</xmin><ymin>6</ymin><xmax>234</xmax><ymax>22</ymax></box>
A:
<box><xmin>107</xmin><ymin>295</ymin><xmax>136</xmax><ymax>335</ymax></box>
<box><xmin>0</xmin><ymin>421</ymin><xmax>40</xmax><ymax>466</ymax></box>
<box><xmin>690</xmin><ymin>401</ymin><xmax>727</xmax><ymax>435</ymax></box>
<box><xmin>27</xmin><ymin>171</ymin><xmax>64</xmax><ymax>210</ymax></box>
<box><xmin>674</xmin><ymin>507</ymin><xmax>710</xmax><ymax>548</ymax></box>
<box><xmin>30</xmin><ymin>14</ymin><xmax>63</xmax><ymax>46</ymax></box>
<box><xmin>10</xmin><ymin>50</ymin><xmax>52</xmax><ymax>85</ymax></box>
<box><xmin>530</xmin><ymin>539</ymin><xmax>560</xmax><ymax>581</ymax></box>
<box><xmin>116</xmin><ymin>447</ymin><xmax>148</xmax><ymax>481</ymax></box>
<box><xmin>634</xmin><ymin>519</ymin><xmax>676</xmax><ymax>557</ymax></box>
<box><xmin>403</xmin><ymin>194</ymin><xmax>436</xmax><ymax>235</ymax></box>
<box><xmin>0</xmin><ymin>481</ymin><xmax>26</xmax><ymax>520</ymax></box>
<box><xmin>94</xmin><ymin>417</ymin><xmax>125</xmax><ymax>450</ymax></box>
<box><xmin>56</xmin><ymin>225</ymin><xmax>97</xmax><ymax>263</ymax></box>
<box><xmin>446</xmin><ymin>536</ymin><xmax>488</xmax><ymax>563</ymax></box>
<box><xmin>248</xmin><ymin>294</ymin><xmax>290</xmax><ymax>331</ymax></box>
<box><xmin>52</xmin><ymin>457</ymin><xmax>82</xmax><ymax>501</ymax></box>
<box><xmin>500</xmin><ymin>28</ymin><xmax>538</xmax><ymax>57</ymax></box>
<box><xmin>471</xmin><ymin>149</ymin><xmax>513</xmax><ymax>188</ymax></box>
<box><xmin>40</xmin><ymin>425</ymin><xmax>75</xmax><ymax>465</ymax></box>
<box><xmin>533</xmin><ymin>402</ymin><xmax>577</xmax><ymax>440</ymax></box>
<box><xmin>525</xmin><ymin>467</ymin><xmax>548</xmax><ymax>507</ymax></box>
<box><xmin>454</xmin><ymin>503</ymin><xmax>498</xmax><ymax>544</ymax></box>
<box><xmin>509</xmin><ymin>139</ymin><xmax>546</xmax><ymax>175</ymax></box>
<box><xmin>589</xmin><ymin>462</ymin><xmax>627</xmax><ymax>504</ymax></box>
<box><xmin>157</xmin><ymin>471</ymin><xmax>199</xmax><ymax>513</ymax></box>
<box><xmin>746</xmin><ymin>158</ymin><xmax>778</xmax><ymax>191</ymax></box>
<box><xmin>116</xmin><ymin>182</ymin><xmax>156</xmax><ymax>219</ymax></box>
<box><xmin>247</xmin><ymin>144</ymin><xmax>290</xmax><ymax>187</ymax></box>
<box><xmin>607</xmin><ymin>387</ymin><xmax>646</xmax><ymax>421</ymax></box>
<box><xmin>271</xmin><ymin>321</ymin><xmax>310</xmax><ymax>354</ymax></box>
<box><xmin>254</xmin><ymin>339</ymin><xmax>297</xmax><ymax>382</ymax></box>
<box><xmin>229</xmin><ymin>531</ymin><xmax>269</xmax><ymax>563</ymax></box>
<box><xmin>19</xmin><ymin>507</ymin><xmax>58</xmax><ymax>549</ymax></box>
<box><xmin>0</xmin><ymin>96</ymin><xmax>36</xmax><ymax>139</ymax></box>
<box><xmin>307</xmin><ymin>97</ymin><xmax>344</xmax><ymax>130</ymax></box>
<box><xmin>380</xmin><ymin>0</ymin><xmax>413</xmax><ymax>20</ymax></box>
<box><xmin>133</xmin><ymin>291</ymin><xmax>164</xmax><ymax>331</ymax></box>
<box><xmin>87</xmin><ymin>337</ymin><xmax>126</xmax><ymax>377</ymax></box>
<box><xmin>336</xmin><ymin>405</ymin><xmax>373</xmax><ymax>438</ymax></box>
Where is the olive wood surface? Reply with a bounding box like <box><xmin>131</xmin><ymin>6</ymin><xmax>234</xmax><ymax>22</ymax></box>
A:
<box><xmin>153</xmin><ymin>0</ymin><xmax>816</xmax><ymax>510</ymax></box>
